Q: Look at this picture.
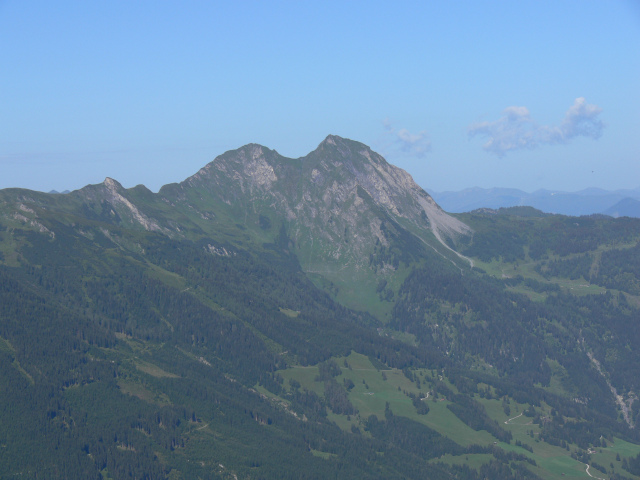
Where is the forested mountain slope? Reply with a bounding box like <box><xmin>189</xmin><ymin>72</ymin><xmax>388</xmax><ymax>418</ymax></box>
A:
<box><xmin>1</xmin><ymin>138</ymin><xmax>640</xmax><ymax>479</ymax></box>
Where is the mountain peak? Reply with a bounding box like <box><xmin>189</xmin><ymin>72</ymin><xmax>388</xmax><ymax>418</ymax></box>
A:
<box><xmin>160</xmin><ymin>136</ymin><xmax>472</xmax><ymax>278</ymax></box>
<box><xmin>306</xmin><ymin>135</ymin><xmax>382</xmax><ymax>172</ymax></box>
<box><xmin>316</xmin><ymin>134</ymin><xmax>368</xmax><ymax>152</ymax></box>
<box><xmin>320</xmin><ymin>134</ymin><xmax>341</xmax><ymax>146</ymax></box>
<box><xmin>103</xmin><ymin>177</ymin><xmax>124</xmax><ymax>190</ymax></box>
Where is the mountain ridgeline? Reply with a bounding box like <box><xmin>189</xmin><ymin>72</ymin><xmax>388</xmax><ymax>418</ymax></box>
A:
<box><xmin>2</xmin><ymin>135</ymin><xmax>640</xmax><ymax>479</ymax></box>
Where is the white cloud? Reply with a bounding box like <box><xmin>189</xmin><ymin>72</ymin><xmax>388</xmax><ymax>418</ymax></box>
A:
<box><xmin>382</xmin><ymin>120</ymin><xmax>431</xmax><ymax>158</ymax></box>
<box><xmin>559</xmin><ymin>97</ymin><xmax>604</xmax><ymax>140</ymax></box>
<box><xmin>469</xmin><ymin>97</ymin><xmax>604</xmax><ymax>156</ymax></box>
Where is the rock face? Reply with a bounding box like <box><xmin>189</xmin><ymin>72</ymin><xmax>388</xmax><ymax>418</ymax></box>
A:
<box><xmin>72</xmin><ymin>177</ymin><xmax>166</xmax><ymax>234</ymax></box>
<box><xmin>165</xmin><ymin>134</ymin><xmax>471</xmax><ymax>274</ymax></box>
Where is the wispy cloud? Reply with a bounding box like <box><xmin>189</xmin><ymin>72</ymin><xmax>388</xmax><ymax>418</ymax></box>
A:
<box><xmin>468</xmin><ymin>97</ymin><xmax>604</xmax><ymax>156</ymax></box>
<box><xmin>382</xmin><ymin>119</ymin><xmax>431</xmax><ymax>158</ymax></box>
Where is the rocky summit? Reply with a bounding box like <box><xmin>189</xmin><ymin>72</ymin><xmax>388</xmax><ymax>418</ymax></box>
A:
<box><xmin>156</xmin><ymin>135</ymin><xmax>472</xmax><ymax>304</ymax></box>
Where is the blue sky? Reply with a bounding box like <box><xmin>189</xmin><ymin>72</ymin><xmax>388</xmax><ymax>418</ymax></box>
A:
<box><xmin>1</xmin><ymin>1</ymin><xmax>639</xmax><ymax>193</ymax></box>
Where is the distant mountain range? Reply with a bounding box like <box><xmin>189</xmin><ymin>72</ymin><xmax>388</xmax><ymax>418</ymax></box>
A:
<box><xmin>427</xmin><ymin>186</ymin><xmax>640</xmax><ymax>217</ymax></box>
